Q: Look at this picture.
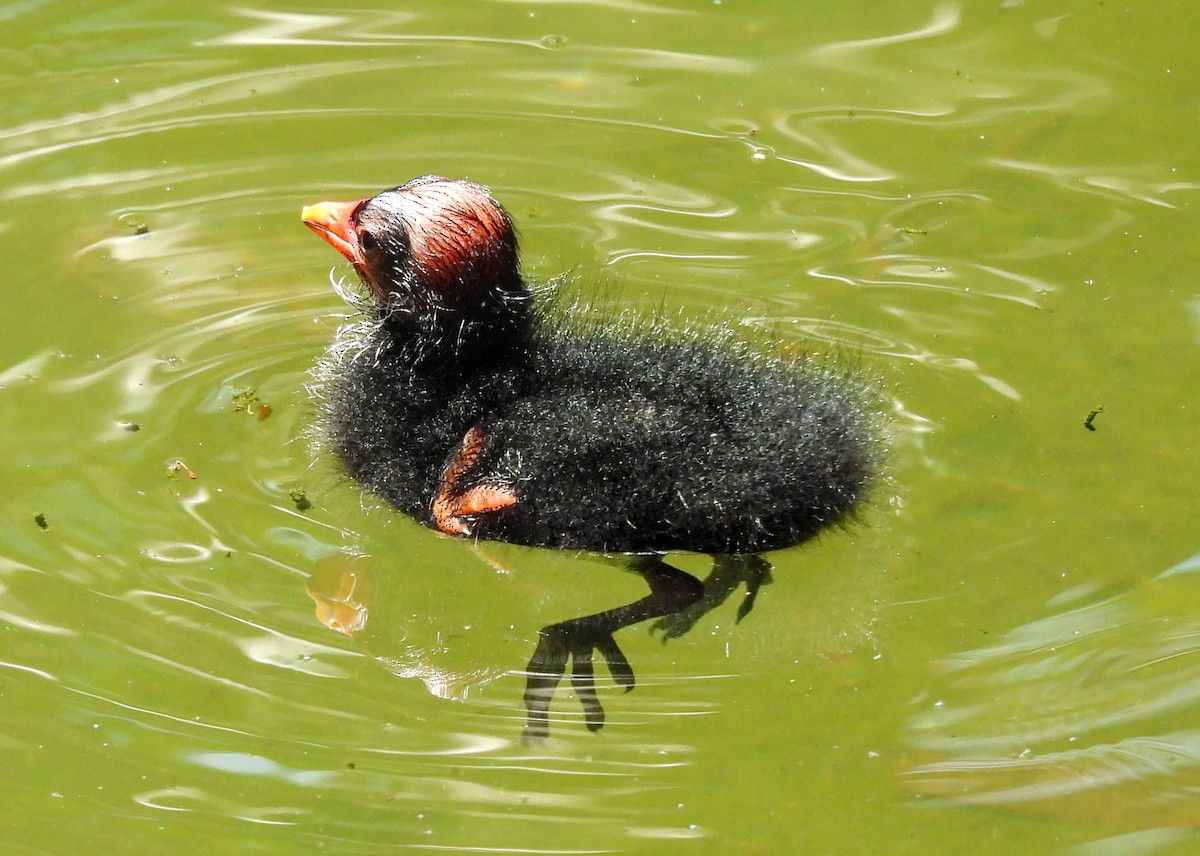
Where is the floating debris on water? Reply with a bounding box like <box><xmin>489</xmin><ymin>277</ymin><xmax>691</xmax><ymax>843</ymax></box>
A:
<box><xmin>232</xmin><ymin>387</ymin><xmax>273</xmax><ymax>421</ymax></box>
<box><xmin>167</xmin><ymin>460</ymin><xmax>197</xmax><ymax>480</ymax></box>
<box><xmin>289</xmin><ymin>488</ymin><xmax>312</xmax><ymax>512</ymax></box>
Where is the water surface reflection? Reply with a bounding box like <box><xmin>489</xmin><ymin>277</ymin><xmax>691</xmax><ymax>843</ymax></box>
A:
<box><xmin>309</xmin><ymin>545</ymin><xmax>783</xmax><ymax>739</ymax></box>
<box><xmin>905</xmin><ymin>550</ymin><xmax>1200</xmax><ymax>842</ymax></box>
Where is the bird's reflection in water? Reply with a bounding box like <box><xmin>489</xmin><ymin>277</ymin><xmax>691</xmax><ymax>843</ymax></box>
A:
<box><xmin>306</xmin><ymin>549</ymin><xmax>772</xmax><ymax>737</ymax></box>
<box><xmin>522</xmin><ymin>552</ymin><xmax>772</xmax><ymax>739</ymax></box>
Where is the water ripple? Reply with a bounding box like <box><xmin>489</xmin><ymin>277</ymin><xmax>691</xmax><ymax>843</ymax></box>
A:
<box><xmin>904</xmin><ymin>551</ymin><xmax>1200</xmax><ymax>831</ymax></box>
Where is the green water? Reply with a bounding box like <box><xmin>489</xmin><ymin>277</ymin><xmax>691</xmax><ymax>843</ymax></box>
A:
<box><xmin>3</xmin><ymin>2</ymin><xmax>1200</xmax><ymax>853</ymax></box>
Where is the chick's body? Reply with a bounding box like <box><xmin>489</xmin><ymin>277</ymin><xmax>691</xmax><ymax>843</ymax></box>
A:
<box><xmin>304</xmin><ymin>175</ymin><xmax>875</xmax><ymax>556</ymax></box>
<box><xmin>322</xmin><ymin>312</ymin><xmax>871</xmax><ymax>554</ymax></box>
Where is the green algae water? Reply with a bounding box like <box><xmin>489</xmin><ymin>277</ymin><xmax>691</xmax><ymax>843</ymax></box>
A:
<box><xmin>2</xmin><ymin>2</ymin><xmax>1199</xmax><ymax>853</ymax></box>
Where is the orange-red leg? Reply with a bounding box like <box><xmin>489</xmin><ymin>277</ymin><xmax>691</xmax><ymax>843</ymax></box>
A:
<box><xmin>431</xmin><ymin>426</ymin><xmax>518</xmax><ymax>536</ymax></box>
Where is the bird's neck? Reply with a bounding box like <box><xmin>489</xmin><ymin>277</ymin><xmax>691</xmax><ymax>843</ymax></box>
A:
<box><xmin>379</xmin><ymin>286</ymin><xmax>534</xmax><ymax>371</ymax></box>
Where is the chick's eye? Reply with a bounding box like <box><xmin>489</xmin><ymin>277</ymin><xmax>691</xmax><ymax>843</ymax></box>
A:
<box><xmin>358</xmin><ymin>229</ymin><xmax>378</xmax><ymax>252</ymax></box>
